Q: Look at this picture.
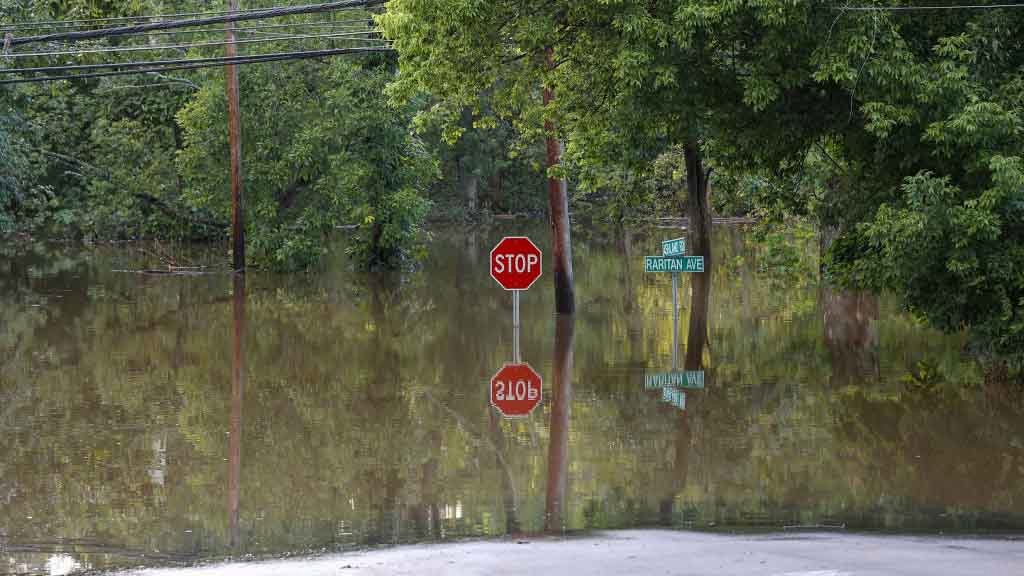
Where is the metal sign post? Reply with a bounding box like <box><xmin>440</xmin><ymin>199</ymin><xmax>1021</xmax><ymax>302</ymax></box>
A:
<box><xmin>490</xmin><ymin>236</ymin><xmax>543</xmax><ymax>418</ymax></box>
<box><xmin>671</xmin><ymin>272</ymin><xmax>678</xmax><ymax>371</ymax></box>
<box><xmin>643</xmin><ymin>236</ymin><xmax>705</xmax><ymax>409</ymax></box>
<box><xmin>513</xmin><ymin>290</ymin><xmax>521</xmax><ymax>364</ymax></box>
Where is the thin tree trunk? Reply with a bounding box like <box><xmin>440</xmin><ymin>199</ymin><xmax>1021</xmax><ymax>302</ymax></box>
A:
<box><xmin>545</xmin><ymin>314</ymin><xmax>575</xmax><ymax>533</ymax></box>
<box><xmin>683</xmin><ymin>140</ymin><xmax>711</xmax><ymax>371</ymax></box>
<box><xmin>458</xmin><ymin>108</ymin><xmax>479</xmax><ymax>213</ymax></box>
<box><xmin>544</xmin><ymin>48</ymin><xmax>575</xmax><ymax>315</ymax></box>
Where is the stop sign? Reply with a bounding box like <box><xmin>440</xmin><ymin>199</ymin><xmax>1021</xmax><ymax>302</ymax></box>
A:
<box><xmin>490</xmin><ymin>236</ymin><xmax>542</xmax><ymax>290</ymax></box>
<box><xmin>490</xmin><ymin>363</ymin><xmax>543</xmax><ymax>417</ymax></box>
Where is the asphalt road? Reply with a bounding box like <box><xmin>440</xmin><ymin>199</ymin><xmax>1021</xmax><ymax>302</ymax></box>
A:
<box><xmin>121</xmin><ymin>530</ymin><xmax>1024</xmax><ymax>576</ymax></box>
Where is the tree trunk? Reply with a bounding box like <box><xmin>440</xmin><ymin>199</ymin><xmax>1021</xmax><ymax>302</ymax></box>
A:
<box><xmin>464</xmin><ymin>170</ymin><xmax>479</xmax><ymax>213</ymax></box>
<box><xmin>544</xmin><ymin>49</ymin><xmax>575</xmax><ymax>315</ymax></box>
<box><xmin>545</xmin><ymin>314</ymin><xmax>575</xmax><ymax>533</ymax></box>
<box><xmin>457</xmin><ymin>108</ymin><xmax>479</xmax><ymax>214</ymax></box>
<box><xmin>488</xmin><ymin>169</ymin><xmax>503</xmax><ymax>212</ymax></box>
<box><xmin>683</xmin><ymin>140</ymin><xmax>711</xmax><ymax>371</ymax></box>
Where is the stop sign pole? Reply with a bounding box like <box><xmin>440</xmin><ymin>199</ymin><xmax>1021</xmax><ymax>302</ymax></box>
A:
<box><xmin>490</xmin><ymin>236</ymin><xmax>543</xmax><ymax>417</ymax></box>
<box><xmin>512</xmin><ymin>288</ymin><xmax>521</xmax><ymax>363</ymax></box>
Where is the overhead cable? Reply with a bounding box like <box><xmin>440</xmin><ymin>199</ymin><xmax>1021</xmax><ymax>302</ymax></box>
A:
<box><xmin>0</xmin><ymin>46</ymin><xmax>393</xmax><ymax>85</ymax></box>
<box><xmin>14</xmin><ymin>20</ymin><xmax>377</xmax><ymax>44</ymax></box>
<box><xmin>7</xmin><ymin>0</ymin><xmax>386</xmax><ymax>47</ymax></box>
<box><xmin>1</xmin><ymin>43</ymin><xmax>391</xmax><ymax>75</ymax></box>
<box><xmin>5</xmin><ymin>29</ymin><xmax>383</xmax><ymax>58</ymax></box>
<box><xmin>3</xmin><ymin>15</ymin><xmax>379</xmax><ymax>36</ymax></box>
<box><xmin>838</xmin><ymin>3</ymin><xmax>1024</xmax><ymax>10</ymax></box>
<box><xmin>0</xmin><ymin>3</ymin><xmax>380</xmax><ymax>30</ymax></box>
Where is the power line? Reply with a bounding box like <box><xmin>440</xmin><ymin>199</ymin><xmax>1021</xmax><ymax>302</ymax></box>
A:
<box><xmin>1</xmin><ymin>44</ymin><xmax>391</xmax><ymax>75</ymax></box>
<box><xmin>0</xmin><ymin>3</ymin><xmax>380</xmax><ymax>30</ymax></box>
<box><xmin>5</xmin><ymin>29</ymin><xmax>383</xmax><ymax>58</ymax></box>
<box><xmin>838</xmin><ymin>3</ymin><xmax>1024</xmax><ymax>10</ymax></box>
<box><xmin>15</xmin><ymin>20</ymin><xmax>377</xmax><ymax>47</ymax></box>
<box><xmin>0</xmin><ymin>46</ymin><xmax>393</xmax><ymax>85</ymax></box>
<box><xmin>3</xmin><ymin>16</ymin><xmax>380</xmax><ymax>37</ymax></box>
<box><xmin>7</xmin><ymin>0</ymin><xmax>385</xmax><ymax>47</ymax></box>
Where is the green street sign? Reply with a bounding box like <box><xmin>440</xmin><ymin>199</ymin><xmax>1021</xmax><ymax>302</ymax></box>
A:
<box><xmin>644</xmin><ymin>255</ymin><xmax>704</xmax><ymax>273</ymax></box>
<box><xmin>662</xmin><ymin>238</ymin><xmax>686</xmax><ymax>257</ymax></box>
<box><xmin>644</xmin><ymin>371</ymin><xmax>705</xmax><ymax>390</ymax></box>
<box><xmin>662</xmin><ymin>386</ymin><xmax>686</xmax><ymax>410</ymax></box>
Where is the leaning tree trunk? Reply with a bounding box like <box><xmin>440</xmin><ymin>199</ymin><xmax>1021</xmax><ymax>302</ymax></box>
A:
<box><xmin>544</xmin><ymin>48</ymin><xmax>575</xmax><ymax>315</ymax></box>
<box><xmin>683</xmin><ymin>140</ymin><xmax>712</xmax><ymax>371</ymax></box>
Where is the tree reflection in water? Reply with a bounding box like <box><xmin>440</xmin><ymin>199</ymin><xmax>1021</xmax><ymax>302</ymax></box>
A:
<box><xmin>0</xmin><ymin>228</ymin><xmax>1022</xmax><ymax>574</ymax></box>
<box><xmin>545</xmin><ymin>314</ymin><xmax>575</xmax><ymax>534</ymax></box>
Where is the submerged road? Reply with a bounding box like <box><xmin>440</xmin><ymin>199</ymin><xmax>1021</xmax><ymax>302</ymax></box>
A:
<box><xmin>121</xmin><ymin>530</ymin><xmax>1024</xmax><ymax>576</ymax></box>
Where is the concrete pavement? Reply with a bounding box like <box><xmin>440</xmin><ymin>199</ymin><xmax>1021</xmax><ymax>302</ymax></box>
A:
<box><xmin>120</xmin><ymin>530</ymin><xmax>1024</xmax><ymax>576</ymax></box>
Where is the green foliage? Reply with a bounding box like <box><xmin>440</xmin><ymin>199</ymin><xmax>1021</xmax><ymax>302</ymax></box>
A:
<box><xmin>177</xmin><ymin>57</ymin><xmax>436</xmax><ymax>270</ymax></box>
<box><xmin>0</xmin><ymin>96</ymin><xmax>27</xmax><ymax>235</ymax></box>
<box><xmin>6</xmin><ymin>1</ymin><xmax>443</xmax><ymax>271</ymax></box>
<box><xmin>426</xmin><ymin>108</ymin><xmax>548</xmax><ymax>218</ymax></box>
<box><xmin>818</xmin><ymin>10</ymin><xmax>1024</xmax><ymax>359</ymax></box>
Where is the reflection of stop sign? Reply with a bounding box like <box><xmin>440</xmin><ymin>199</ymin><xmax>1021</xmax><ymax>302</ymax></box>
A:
<box><xmin>490</xmin><ymin>363</ymin><xmax>543</xmax><ymax>417</ymax></box>
<box><xmin>490</xmin><ymin>236</ymin><xmax>542</xmax><ymax>290</ymax></box>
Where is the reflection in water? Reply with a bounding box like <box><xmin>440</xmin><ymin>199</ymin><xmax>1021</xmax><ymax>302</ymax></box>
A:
<box><xmin>822</xmin><ymin>289</ymin><xmax>879</xmax><ymax>386</ymax></box>
<box><xmin>228</xmin><ymin>273</ymin><xmax>246</xmax><ymax>550</ymax></box>
<box><xmin>659</xmin><ymin>238</ymin><xmax>709</xmax><ymax>525</ymax></box>
<box><xmin>544</xmin><ymin>314</ymin><xmax>575</xmax><ymax>533</ymax></box>
<box><xmin>1</xmin><ymin>227</ymin><xmax>1023</xmax><ymax>574</ymax></box>
<box><xmin>488</xmin><ymin>411</ymin><xmax>520</xmax><ymax>534</ymax></box>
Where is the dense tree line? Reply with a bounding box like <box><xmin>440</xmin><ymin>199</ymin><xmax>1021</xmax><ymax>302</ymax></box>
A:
<box><xmin>0</xmin><ymin>1</ymin><xmax>547</xmax><ymax>268</ymax></box>
<box><xmin>1</xmin><ymin>0</ymin><xmax>1022</xmax><ymax>362</ymax></box>
<box><xmin>379</xmin><ymin>0</ymin><xmax>1024</xmax><ymax>361</ymax></box>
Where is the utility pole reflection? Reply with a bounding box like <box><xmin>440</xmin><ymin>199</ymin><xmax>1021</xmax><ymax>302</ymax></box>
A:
<box><xmin>228</xmin><ymin>273</ymin><xmax>246</xmax><ymax>550</ymax></box>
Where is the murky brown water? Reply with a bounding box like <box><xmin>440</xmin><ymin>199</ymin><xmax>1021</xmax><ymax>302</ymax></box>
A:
<box><xmin>2</xmin><ymin>223</ymin><xmax>1023</xmax><ymax>575</ymax></box>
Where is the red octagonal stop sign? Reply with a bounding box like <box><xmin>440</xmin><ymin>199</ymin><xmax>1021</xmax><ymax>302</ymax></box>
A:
<box><xmin>490</xmin><ymin>236</ymin><xmax>542</xmax><ymax>291</ymax></box>
<box><xmin>490</xmin><ymin>363</ymin><xmax>543</xmax><ymax>417</ymax></box>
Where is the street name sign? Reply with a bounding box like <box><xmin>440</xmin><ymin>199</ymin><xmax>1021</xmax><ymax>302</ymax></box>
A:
<box><xmin>490</xmin><ymin>362</ymin><xmax>543</xmax><ymax>417</ymax></box>
<box><xmin>662</xmin><ymin>238</ymin><xmax>686</xmax><ymax>257</ymax></box>
<box><xmin>644</xmin><ymin>371</ymin><xmax>705</xmax><ymax>390</ymax></box>
<box><xmin>662</xmin><ymin>386</ymin><xmax>686</xmax><ymax>410</ymax></box>
<box><xmin>490</xmin><ymin>236</ymin><xmax>543</xmax><ymax>291</ymax></box>
<box><xmin>644</xmin><ymin>256</ymin><xmax>704</xmax><ymax>273</ymax></box>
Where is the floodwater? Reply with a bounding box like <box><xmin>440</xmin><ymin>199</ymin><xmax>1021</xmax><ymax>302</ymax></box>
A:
<box><xmin>2</xmin><ymin>224</ymin><xmax>1023</xmax><ymax>575</ymax></box>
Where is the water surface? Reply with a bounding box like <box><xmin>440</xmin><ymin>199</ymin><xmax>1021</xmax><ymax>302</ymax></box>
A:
<box><xmin>2</xmin><ymin>224</ymin><xmax>1023</xmax><ymax>575</ymax></box>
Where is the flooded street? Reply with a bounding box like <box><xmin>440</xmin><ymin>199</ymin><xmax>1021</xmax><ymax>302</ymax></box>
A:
<box><xmin>2</xmin><ymin>224</ymin><xmax>1023</xmax><ymax>575</ymax></box>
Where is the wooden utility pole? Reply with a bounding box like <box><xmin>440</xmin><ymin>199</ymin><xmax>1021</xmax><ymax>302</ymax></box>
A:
<box><xmin>543</xmin><ymin>48</ymin><xmax>574</xmax><ymax>315</ymax></box>
<box><xmin>225</xmin><ymin>0</ymin><xmax>245</xmax><ymax>272</ymax></box>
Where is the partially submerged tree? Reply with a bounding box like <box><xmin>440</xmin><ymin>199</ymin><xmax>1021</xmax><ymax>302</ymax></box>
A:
<box><xmin>381</xmin><ymin>0</ymin><xmax>838</xmax><ymax>321</ymax></box>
